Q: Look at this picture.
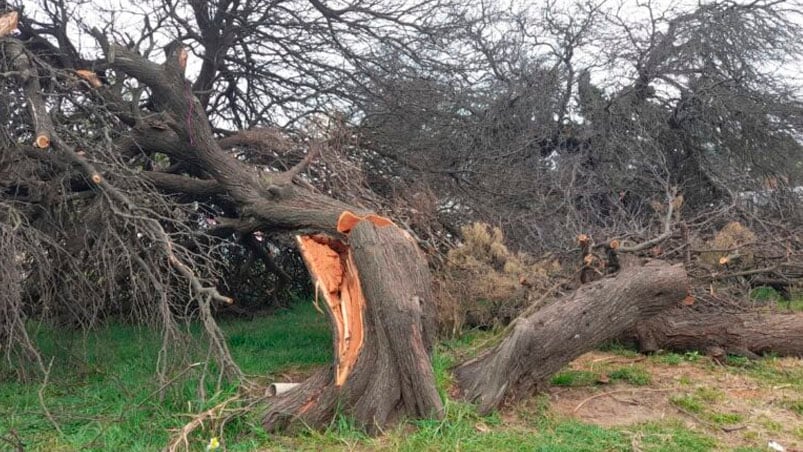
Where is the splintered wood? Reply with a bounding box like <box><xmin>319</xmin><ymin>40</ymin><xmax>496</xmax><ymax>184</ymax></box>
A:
<box><xmin>296</xmin><ymin>235</ymin><xmax>364</xmax><ymax>386</ymax></box>
<box><xmin>336</xmin><ymin>211</ymin><xmax>393</xmax><ymax>234</ymax></box>
<box><xmin>76</xmin><ymin>69</ymin><xmax>104</xmax><ymax>88</ymax></box>
<box><xmin>0</xmin><ymin>11</ymin><xmax>18</xmax><ymax>37</ymax></box>
<box><xmin>295</xmin><ymin>211</ymin><xmax>394</xmax><ymax>386</ymax></box>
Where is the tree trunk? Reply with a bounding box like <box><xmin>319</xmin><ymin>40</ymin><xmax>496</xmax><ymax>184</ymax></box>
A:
<box><xmin>626</xmin><ymin>310</ymin><xmax>803</xmax><ymax>358</ymax></box>
<box><xmin>262</xmin><ymin>218</ymin><xmax>443</xmax><ymax>433</ymax></box>
<box><xmin>453</xmin><ymin>261</ymin><xmax>688</xmax><ymax>415</ymax></box>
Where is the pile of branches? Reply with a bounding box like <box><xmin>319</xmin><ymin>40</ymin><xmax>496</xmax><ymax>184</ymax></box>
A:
<box><xmin>575</xmin><ymin>190</ymin><xmax>802</xmax><ymax>312</ymax></box>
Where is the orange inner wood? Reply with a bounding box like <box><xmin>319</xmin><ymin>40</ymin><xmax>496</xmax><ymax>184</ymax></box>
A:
<box><xmin>336</xmin><ymin>211</ymin><xmax>393</xmax><ymax>234</ymax></box>
<box><xmin>76</xmin><ymin>69</ymin><xmax>103</xmax><ymax>88</ymax></box>
<box><xmin>34</xmin><ymin>135</ymin><xmax>50</xmax><ymax>149</ymax></box>
<box><xmin>296</xmin><ymin>211</ymin><xmax>395</xmax><ymax>386</ymax></box>
<box><xmin>0</xmin><ymin>11</ymin><xmax>18</xmax><ymax>38</ymax></box>
<box><xmin>296</xmin><ymin>234</ymin><xmax>365</xmax><ymax>386</ymax></box>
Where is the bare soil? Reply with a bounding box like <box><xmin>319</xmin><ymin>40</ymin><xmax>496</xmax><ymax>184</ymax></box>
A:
<box><xmin>547</xmin><ymin>351</ymin><xmax>803</xmax><ymax>450</ymax></box>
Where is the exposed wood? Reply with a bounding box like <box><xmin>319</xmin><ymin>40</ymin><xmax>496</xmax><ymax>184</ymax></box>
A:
<box><xmin>34</xmin><ymin>135</ymin><xmax>50</xmax><ymax>149</ymax></box>
<box><xmin>454</xmin><ymin>261</ymin><xmax>688</xmax><ymax>415</ymax></box>
<box><xmin>625</xmin><ymin>310</ymin><xmax>803</xmax><ymax>358</ymax></box>
<box><xmin>0</xmin><ymin>11</ymin><xmax>18</xmax><ymax>37</ymax></box>
<box><xmin>337</xmin><ymin>211</ymin><xmax>394</xmax><ymax>234</ymax></box>
<box><xmin>296</xmin><ymin>234</ymin><xmax>365</xmax><ymax>386</ymax></box>
<box><xmin>75</xmin><ymin>69</ymin><xmax>103</xmax><ymax>88</ymax></box>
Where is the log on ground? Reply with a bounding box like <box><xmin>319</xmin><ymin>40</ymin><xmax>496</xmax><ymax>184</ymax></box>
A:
<box><xmin>626</xmin><ymin>310</ymin><xmax>803</xmax><ymax>358</ymax></box>
<box><xmin>453</xmin><ymin>261</ymin><xmax>688</xmax><ymax>415</ymax></box>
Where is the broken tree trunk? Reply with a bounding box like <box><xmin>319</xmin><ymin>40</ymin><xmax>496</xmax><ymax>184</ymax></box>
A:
<box><xmin>262</xmin><ymin>214</ymin><xmax>442</xmax><ymax>433</ymax></box>
<box><xmin>454</xmin><ymin>261</ymin><xmax>687</xmax><ymax>415</ymax></box>
<box><xmin>626</xmin><ymin>310</ymin><xmax>803</xmax><ymax>358</ymax></box>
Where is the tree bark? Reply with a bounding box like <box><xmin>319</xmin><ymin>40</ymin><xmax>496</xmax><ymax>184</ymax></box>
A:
<box><xmin>626</xmin><ymin>310</ymin><xmax>803</xmax><ymax>358</ymax></box>
<box><xmin>454</xmin><ymin>261</ymin><xmax>688</xmax><ymax>415</ymax></box>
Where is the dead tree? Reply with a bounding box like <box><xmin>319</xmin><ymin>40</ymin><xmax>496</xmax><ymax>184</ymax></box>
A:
<box><xmin>13</xmin><ymin>30</ymin><xmax>685</xmax><ymax>431</ymax></box>
<box><xmin>4</xmin><ymin>1</ymin><xmax>800</xmax><ymax>436</ymax></box>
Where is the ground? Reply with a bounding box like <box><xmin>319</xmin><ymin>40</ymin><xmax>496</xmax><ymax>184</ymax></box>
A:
<box><xmin>1</xmin><ymin>302</ymin><xmax>801</xmax><ymax>451</ymax></box>
<box><xmin>547</xmin><ymin>350</ymin><xmax>803</xmax><ymax>451</ymax></box>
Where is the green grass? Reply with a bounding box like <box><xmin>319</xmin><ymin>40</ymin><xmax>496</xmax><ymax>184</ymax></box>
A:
<box><xmin>651</xmin><ymin>351</ymin><xmax>704</xmax><ymax>365</ymax></box>
<box><xmin>751</xmin><ymin>287</ymin><xmax>803</xmax><ymax>312</ymax></box>
<box><xmin>708</xmin><ymin>412</ymin><xmax>743</xmax><ymax>425</ymax></box>
<box><xmin>550</xmin><ymin>370</ymin><xmax>598</xmax><ymax>387</ymax></box>
<box><xmin>550</xmin><ymin>365</ymin><xmax>650</xmax><ymax>387</ymax></box>
<box><xmin>784</xmin><ymin>399</ymin><xmax>803</xmax><ymax>415</ymax></box>
<box><xmin>0</xmin><ymin>302</ymin><xmax>331</xmax><ymax>451</ymax></box>
<box><xmin>724</xmin><ymin>354</ymin><xmax>803</xmax><ymax>390</ymax></box>
<box><xmin>608</xmin><ymin>365</ymin><xmax>652</xmax><ymax>385</ymax></box>
<box><xmin>1</xmin><ymin>302</ymin><xmax>721</xmax><ymax>451</ymax></box>
<box><xmin>670</xmin><ymin>395</ymin><xmax>704</xmax><ymax>413</ymax></box>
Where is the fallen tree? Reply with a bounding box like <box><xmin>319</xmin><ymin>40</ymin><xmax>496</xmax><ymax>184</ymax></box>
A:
<box><xmin>3</xmin><ymin>7</ymin><xmax>800</xmax><ymax>438</ymax></box>
<box><xmin>627</xmin><ymin>309</ymin><xmax>803</xmax><ymax>359</ymax></box>
<box><xmin>6</xmin><ymin>27</ymin><xmax>694</xmax><ymax>430</ymax></box>
<box><xmin>264</xmin><ymin>258</ymin><xmax>688</xmax><ymax>429</ymax></box>
<box><xmin>453</xmin><ymin>261</ymin><xmax>687</xmax><ymax>415</ymax></box>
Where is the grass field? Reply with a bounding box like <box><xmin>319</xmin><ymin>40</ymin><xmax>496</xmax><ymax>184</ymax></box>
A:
<box><xmin>1</xmin><ymin>301</ymin><xmax>801</xmax><ymax>451</ymax></box>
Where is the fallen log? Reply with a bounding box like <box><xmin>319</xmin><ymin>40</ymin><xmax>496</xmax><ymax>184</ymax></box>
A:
<box><xmin>626</xmin><ymin>310</ymin><xmax>803</xmax><ymax>358</ymax></box>
<box><xmin>453</xmin><ymin>261</ymin><xmax>688</xmax><ymax>414</ymax></box>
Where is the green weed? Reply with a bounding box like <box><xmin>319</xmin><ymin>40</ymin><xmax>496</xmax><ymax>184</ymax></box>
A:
<box><xmin>670</xmin><ymin>395</ymin><xmax>704</xmax><ymax>413</ymax></box>
<box><xmin>550</xmin><ymin>370</ymin><xmax>598</xmax><ymax>387</ymax></box>
<box><xmin>608</xmin><ymin>365</ymin><xmax>652</xmax><ymax>385</ymax></box>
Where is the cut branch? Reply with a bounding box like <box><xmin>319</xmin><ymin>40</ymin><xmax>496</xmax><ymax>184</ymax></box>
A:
<box><xmin>4</xmin><ymin>40</ymin><xmax>53</xmax><ymax>148</ymax></box>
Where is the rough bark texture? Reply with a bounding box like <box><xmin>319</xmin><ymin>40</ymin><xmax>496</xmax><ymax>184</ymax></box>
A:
<box><xmin>262</xmin><ymin>221</ymin><xmax>442</xmax><ymax>433</ymax></box>
<box><xmin>627</xmin><ymin>310</ymin><xmax>803</xmax><ymax>358</ymax></box>
<box><xmin>454</xmin><ymin>261</ymin><xmax>688</xmax><ymax>415</ymax></box>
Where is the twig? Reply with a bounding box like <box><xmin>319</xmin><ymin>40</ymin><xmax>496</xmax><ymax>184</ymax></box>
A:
<box><xmin>38</xmin><ymin>357</ymin><xmax>63</xmax><ymax>436</ymax></box>
<box><xmin>618</xmin><ymin>187</ymin><xmax>679</xmax><ymax>253</ymax></box>
<box><xmin>0</xmin><ymin>429</ymin><xmax>24</xmax><ymax>452</ymax></box>
<box><xmin>573</xmin><ymin>388</ymin><xmax>672</xmax><ymax>413</ymax></box>
<box><xmin>165</xmin><ymin>395</ymin><xmax>244</xmax><ymax>452</ymax></box>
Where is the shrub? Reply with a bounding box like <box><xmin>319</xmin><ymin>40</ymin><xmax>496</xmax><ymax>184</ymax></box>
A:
<box><xmin>700</xmin><ymin>221</ymin><xmax>756</xmax><ymax>267</ymax></box>
<box><xmin>436</xmin><ymin>223</ymin><xmax>560</xmax><ymax>332</ymax></box>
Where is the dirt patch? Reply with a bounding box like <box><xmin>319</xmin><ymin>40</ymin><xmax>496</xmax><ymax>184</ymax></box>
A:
<box><xmin>546</xmin><ymin>351</ymin><xmax>803</xmax><ymax>450</ymax></box>
<box><xmin>550</xmin><ymin>385</ymin><xmax>675</xmax><ymax>427</ymax></box>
